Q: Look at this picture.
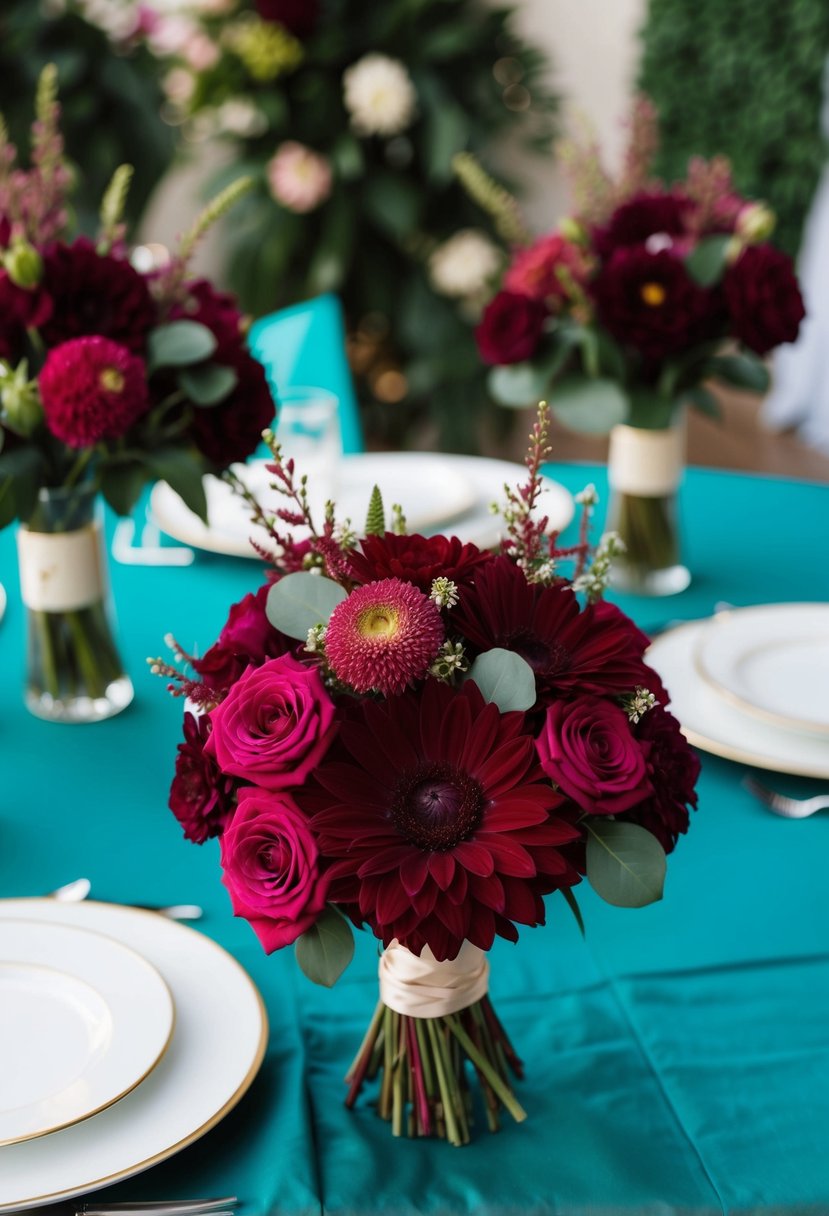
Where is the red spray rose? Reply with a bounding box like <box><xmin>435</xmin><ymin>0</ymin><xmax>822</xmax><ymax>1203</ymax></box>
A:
<box><xmin>193</xmin><ymin>584</ymin><xmax>292</xmax><ymax>694</ymax></box>
<box><xmin>475</xmin><ymin>291</ymin><xmax>547</xmax><ymax>365</ymax></box>
<box><xmin>169</xmin><ymin>712</ymin><xmax>236</xmax><ymax>844</ymax></box>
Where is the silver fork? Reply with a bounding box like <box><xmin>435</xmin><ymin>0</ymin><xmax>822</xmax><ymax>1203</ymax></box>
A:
<box><xmin>742</xmin><ymin>776</ymin><xmax>829</xmax><ymax>819</ymax></box>
<box><xmin>78</xmin><ymin>1196</ymin><xmax>237</xmax><ymax>1215</ymax></box>
<box><xmin>48</xmin><ymin>878</ymin><xmax>203</xmax><ymax>921</ymax></box>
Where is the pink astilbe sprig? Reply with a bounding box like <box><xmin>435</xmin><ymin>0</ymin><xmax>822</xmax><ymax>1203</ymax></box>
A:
<box><xmin>683</xmin><ymin>155</ymin><xmax>744</xmax><ymax>236</ymax></box>
<box><xmin>615</xmin><ymin>95</ymin><xmax>660</xmax><ymax>204</ymax></box>
<box><xmin>146</xmin><ymin>635</ymin><xmax>224</xmax><ymax>710</ymax></box>
<box><xmin>0</xmin><ymin>65</ymin><xmax>73</xmax><ymax>244</ymax></box>
<box><xmin>558</xmin><ymin>96</ymin><xmax>660</xmax><ymax>227</ymax></box>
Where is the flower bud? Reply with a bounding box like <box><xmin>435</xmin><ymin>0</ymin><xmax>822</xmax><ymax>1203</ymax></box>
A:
<box><xmin>560</xmin><ymin>217</ymin><xmax>587</xmax><ymax>245</ymax></box>
<box><xmin>0</xmin><ymin>366</ymin><xmax>43</xmax><ymax>436</ymax></box>
<box><xmin>4</xmin><ymin>239</ymin><xmax>44</xmax><ymax>289</ymax></box>
<box><xmin>736</xmin><ymin>202</ymin><xmax>776</xmax><ymax>244</ymax></box>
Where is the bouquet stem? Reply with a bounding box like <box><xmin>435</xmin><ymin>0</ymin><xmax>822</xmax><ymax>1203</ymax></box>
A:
<box><xmin>345</xmin><ymin>996</ymin><xmax>525</xmax><ymax>1146</ymax></box>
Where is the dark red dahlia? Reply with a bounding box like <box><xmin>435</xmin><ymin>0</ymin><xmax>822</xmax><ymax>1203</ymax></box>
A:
<box><xmin>255</xmin><ymin>0</ymin><xmax>319</xmax><ymax>37</ymax></box>
<box><xmin>39</xmin><ymin>336</ymin><xmax>149</xmax><ymax>448</ymax></box>
<box><xmin>592</xmin><ymin>190</ymin><xmax>692</xmax><ymax>260</ymax></box>
<box><xmin>723</xmin><ymin>244</ymin><xmax>805</xmax><ymax>355</ymax></box>
<box><xmin>475</xmin><ymin>290</ymin><xmax>547</xmax><ymax>366</ymax></box>
<box><xmin>301</xmin><ymin>679</ymin><xmax>581</xmax><ymax>962</ymax></box>
<box><xmin>193</xmin><ymin>584</ymin><xmax>292</xmax><ymax>695</ymax></box>
<box><xmin>171</xmin><ymin>279</ymin><xmax>245</xmax><ymax>362</ymax></box>
<box><xmin>41</xmin><ymin>238</ymin><xmax>155</xmax><ymax>354</ymax></box>
<box><xmin>592</xmin><ymin>246</ymin><xmax>714</xmax><ymax>361</ymax></box>
<box><xmin>347</xmin><ymin>532</ymin><xmax>492</xmax><ymax>594</ymax></box>
<box><xmin>616</xmin><ymin>704</ymin><xmax>700</xmax><ymax>854</ymax></box>
<box><xmin>450</xmin><ymin>556</ymin><xmax>657</xmax><ymax>701</ymax></box>
<box><xmin>169</xmin><ymin>712</ymin><xmax>236</xmax><ymax>843</ymax></box>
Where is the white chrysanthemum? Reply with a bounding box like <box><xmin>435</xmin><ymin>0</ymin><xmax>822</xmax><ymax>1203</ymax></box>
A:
<box><xmin>428</xmin><ymin>229</ymin><xmax>502</xmax><ymax>298</ymax></box>
<box><xmin>343</xmin><ymin>54</ymin><xmax>417</xmax><ymax>137</ymax></box>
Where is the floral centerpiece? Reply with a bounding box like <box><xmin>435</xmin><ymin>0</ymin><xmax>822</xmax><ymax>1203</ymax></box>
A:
<box><xmin>155</xmin><ymin>403</ymin><xmax>700</xmax><ymax>1145</ymax></box>
<box><xmin>474</xmin><ymin>98</ymin><xmax>805</xmax><ymax>593</ymax></box>
<box><xmin>0</xmin><ymin>68</ymin><xmax>275</xmax><ymax>721</ymax></box>
<box><xmin>131</xmin><ymin>0</ymin><xmax>558</xmax><ymax>451</ymax></box>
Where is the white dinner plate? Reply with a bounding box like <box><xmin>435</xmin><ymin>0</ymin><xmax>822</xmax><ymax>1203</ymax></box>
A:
<box><xmin>0</xmin><ymin>920</ymin><xmax>174</xmax><ymax>1147</ymax></box>
<box><xmin>694</xmin><ymin>603</ymin><xmax>829</xmax><ymax>737</ymax></box>
<box><xmin>0</xmin><ymin>901</ymin><xmax>267</xmax><ymax>1213</ymax></box>
<box><xmin>150</xmin><ymin>452</ymin><xmax>574</xmax><ymax>560</ymax></box>
<box><xmin>0</xmin><ymin>582</ymin><xmax>6</xmax><ymax>624</ymax></box>
<box><xmin>647</xmin><ymin>620</ymin><xmax>829</xmax><ymax>780</ymax></box>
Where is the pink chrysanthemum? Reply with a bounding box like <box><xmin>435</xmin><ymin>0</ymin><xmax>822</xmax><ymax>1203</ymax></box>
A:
<box><xmin>39</xmin><ymin>336</ymin><xmax>148</xmax><ymax>449</ymax></box>
<box><xmin>325</xmin><ymin>578</ymin><xmax>444</xmax><ymax>696</ymax></box>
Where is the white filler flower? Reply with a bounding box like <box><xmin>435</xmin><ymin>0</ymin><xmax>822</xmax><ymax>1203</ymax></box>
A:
<box><xmin>429</xmin><ymin>229</ymin><xmax>502</xmax><ymax>298</ymax></box>
<box><xmin>343</xmin><ymin>54</ymin><xmax>417</xmax><ymax>137</ymax></box>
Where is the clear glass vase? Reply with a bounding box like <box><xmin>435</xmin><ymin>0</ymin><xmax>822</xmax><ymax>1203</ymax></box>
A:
<box><xmin>606</xmin><ymin>423</ymin><xmax>691</xmax><ymax>597</ymax></box>
<box><xmin>16</xmin><ymin>484</ymin><xmax>134</xmax><ymax>722</ymax></box>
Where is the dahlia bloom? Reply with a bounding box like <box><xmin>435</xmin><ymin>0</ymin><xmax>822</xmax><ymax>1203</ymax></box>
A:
<box><xmin>347</xmin><ymin>532</ymin><xmax>492</xmax><ymax>594</ymax></box>
<box><xmin>591</xmin><ymin>191</ymin><xmax>692</xmax><ymax>260</ymax></box>
<box><xmin>343</xmin><ymin>54</ymin><xmax>417</xmax><ymax>137</ymax></box>
<box><xmin>266</xmin><ymin>142</ymin><xmax>333</xmax><ymax>214</ymax></box>
<box><xmin>169</xmin><ymin>712</ymin><xmax>236</xmax><ymax>844</ymax></box>
<box><xmin>723</xmin><ymin>244</ymin><xmax>804</xmax><ymax>356</ymax></box>
<box><xmin>617</xmin><ymin>704</ymin><xmax>700</xmax><ymax>853</ymax></box>
<box><xmin>324</xmin><ymin>578</ymin><xmax>444</xmax><ymax>695</ymax></box>
<box><xmin>428</xmin><ymin>230</ymin><xmax>502</xmax><ymax>299</ymax></box>
<box><xmin>41</xmin><ymin>238</ymin><xmax>155</xmax><ymax>355</ymax></box>
<box><xmin>39</xmin><ymin>336</ymin><xmax>149</xmax><ymax>448</ymax></box>
<box><xmin>303</xmin><ymin>680</ymin><xmax>581</xmax><ymax>960</ymax></box>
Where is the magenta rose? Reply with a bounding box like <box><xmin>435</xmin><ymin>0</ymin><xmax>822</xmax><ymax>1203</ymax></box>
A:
<box><xmin>205</xmin><ymin>654</ymin><xmax>336</xmax><ymax>789</ymax></box>
<box><xmin>169</xmin><ymin>712</ymin><xmax>236</xmax><ymax>844</ymax></box>
<box><xmin>220</xmin><ymin>785</ymin><xmax>329</xmax><ymax>952</ymax></box>
<box><xmin>475</xmin><ymin>290</ymin><xmax>547</xmax><ymax>365</ymax></box>
<box><xmin>536</xmin><ymin>695</ymin><xmax>653</xmax><ymax>814</ymax></box>
<box><xmin>193</xmin><ymin>584</ymin><xmax>291</xmax><ymax>694</ymax></box>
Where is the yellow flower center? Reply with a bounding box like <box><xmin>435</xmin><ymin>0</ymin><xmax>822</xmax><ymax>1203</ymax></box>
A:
<box><xmin>99</xmin><ymin>367</ymin><xmax>125</xmax><ymax>393</ymax></box>
<box><xmin>358</xmin><ymin>605</ymin><xmax>400</xmax><ymax>640</ymax></box>
<box><xmin>640</xmin><ymin>282</ymin><xmax>666</xmax><ymax>307</ymax></box>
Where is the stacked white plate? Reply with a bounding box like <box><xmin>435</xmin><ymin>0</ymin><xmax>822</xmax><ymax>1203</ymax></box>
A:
<box><xmin>0</xmin><ymin>901</ymin><xmax>267</xmax><ymax>1212</ymax></box>
<box><xmin>646</xmin><ymin>603</ymin><xmax>829</xmax><ymax>779</ymax></box>
<box><xmin>150</xmin><ymin>452</ymin><xmax>575</xmax><ymax>559</ymax></box>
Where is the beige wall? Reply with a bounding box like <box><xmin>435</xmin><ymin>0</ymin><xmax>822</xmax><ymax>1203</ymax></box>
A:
<box><xmin>503</xmin><ymin>0</ymin><xmax>647</xmax><ymax>230</ymax></box>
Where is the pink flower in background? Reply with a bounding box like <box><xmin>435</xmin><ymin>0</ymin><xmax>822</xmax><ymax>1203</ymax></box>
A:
<box><xmin>182</xmin><ymin>32</ymin><xmax>220</xmax><ymax>72</ymax></box>
<box><xmin>266</xmin><ymin>142</ymin><xmax>332</xmax><ymax>214</ymax></box>
<box><xmin>220</xmin><ymin>785</ymin><xmax>329</xmax><ymax>952</ymax></box>
<box><xmin>39</xmin><ymin>336</ymin><xmax>148</xmax><ymax>448</ymax></box>
<box><xmin>504</xmin><ymin>233</ymin><xmax>588</xmax><ymax>306</ymax></box>
<box><xmin>205</xmin><ymin>654</ymin><xmax>336</xmax><ymax>789</ymax></box>
<box><xmin>169</xmin><ymin>712</ymin><xmax>236</xmax><ymax>844</ymax></box>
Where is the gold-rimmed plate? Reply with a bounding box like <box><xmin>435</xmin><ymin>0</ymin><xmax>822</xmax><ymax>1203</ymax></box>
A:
<box><xmin>0</xmin><ymin>919</ymin><xmax>174</xmax><ymax>1147</ymax></box>
<box><xmin>694</xmin><ymin>603</ymin><xmax>829</xmax><ymax>738</ymax></box>
<box><xmin>0</xmin><ymin>901</ymin><xmax>267</xmax><ymax>1214</ymax></box>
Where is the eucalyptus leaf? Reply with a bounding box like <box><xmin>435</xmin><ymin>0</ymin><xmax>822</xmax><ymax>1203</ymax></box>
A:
<box><xmin>146</xmin><ymin>321</ymin><xmax>217</xmax><ymax>372</ymax></box>
<box><xmin>705</xmin><ymin>352</ymin><xmax>770</xmax><ymax>393</ymax></box>
<box><xmin>466</xmin><ymin>648</ymin><xmax>536</xmax><ymax>712</ymax></box>
<box><xmin>586</xmin><ymin>820</ymin><xmax>666</xmax><ymax>908</ymax></box>
<box><xmin>148</xmin><ymin>448</ymin><xmax>208</xmax><ymax>522</ymax></box>
<box><xmin>178</xmin><ymin>363</ymin><xmax>238</xmax><ymax>407</ymax></box>
<box><xmin>100</xmin><ymin>460</ymin><xmax>148</xmax><ymax>517</ymax></box>
<box><xmin>627</xmin><ymin>387</ymin><xmax>675</xmax><ymax>431</ymax></box>
<box><xmin>681</xmin><ymin>385</ymin><xmax>722</xmax><ymax>418</ymax></box>
<box><xmin>266</xmin><ymin>571</ymin><xmax>347</xmax><ymax>640</ymax></box>
<box><xmin>684</xmin><ymin>235</ymin><xmax>731</xmax><ymax>287</ymax></box>
<box><xmin>295</xmin><ymin>906</ymin><xmax>354</xmax><ymax>987</ymax></box>
<box><xmin>488</xmin><ymin>361</ymin><xmax>551</xmax><ymax>409</ymax></box>
<box><xmin>549</xmin><ymin>376</ymin><xmax>629</xmax><ymax>435</ymax></box>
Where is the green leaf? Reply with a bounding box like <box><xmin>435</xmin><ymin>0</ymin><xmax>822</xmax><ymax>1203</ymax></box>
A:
<box><xmin>178</xmin><ymin>363</ymin><xmax>238</xmax><ymax>407</ymax></box>
<box><xmin>0</xmin><ymin>445</ymin><xmax>45</xmax><ymax>525</ymax></box>
<box><xmin>561</xmin><ymin>886</ymin><xmax>585</xmax><ymax>937</ymax></box>
<box><xmin>266</xmin><ymin>571</ymin><xmax>347</xmax><ymax>640</ymax></box>
<box><xmin>295</xmin><ymin>906</ymin><xmax>354</xmax><ymax>987</ymax></box>
<box><xmin>705</xmin><ymin>353</ymin><xmax>770</xmax><ymax>393</ymax></box>
<box><xmin>0</xmin><ymin>477</ymin><xmax>16</xmax><ymax>530</ymax></box>
<box><xmin>362</xmin><ymin>172</ymin><xmax>421</xmax><ymax>239</ymax></box>
<box><xmin>585</xmin><ymin>821</ymin><xmax>667</xmax><ymax>908</ymax></box>
<box><xmin>626</xmin><ymin>387</ymin><xmax>675</xmax><ymax>430</ymax></box>
<box><xmin>549</xmin><ymin>376</ymin><xmax>629</xmax><ymax>435</ymax></box>
<box><xmin>146</xmin><ymin>321</ymin><xmax>217</xmax><ymax>373</ymax></box>
<box><xmin>684</xmin><ymin>235</ymin><xmax>732</xmax><ymax>287</ymax></box>
<box><xmin>488</xmin><ymin>330</ymin><xmax>583</xmax><ymax>408</ymax></box>
<box><xmin>148</xmin><ymin>448</ymin><xmax>208</xmax><ymax>522</ymax></box>
<box><xmin>681</xmin><ymin>385</ymin><xmax>722</xmax><ymax>418</ymax></box>
<box><xmin>466</xmin><ymin>648</ymin><xmax>536</xmax><ymax>712</ymax></box>
<box><xmin>364</xmin><ymin>484</ymin><xmax>386</xmax><ymax>536</ymax></box>
<box><xmin>100</xmin><ymin>460</ymin><xmax>148</xmax><ymax>517</ymax></box>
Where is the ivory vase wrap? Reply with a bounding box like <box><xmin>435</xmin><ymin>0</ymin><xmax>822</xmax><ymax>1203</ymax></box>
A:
<box><xmin>19</xmin><ymin>485</ymin><xmax>133</xmax><ymax>723</ymax></box>
<box><xmin>607</xmin><ymin>421</ymin><xmax>690</xmax><ymax>596</ymax></box>
<box><xmin>379</xmin><ymin>941</ymin><xmax>490</xmax><ymax>1018</ymax></box>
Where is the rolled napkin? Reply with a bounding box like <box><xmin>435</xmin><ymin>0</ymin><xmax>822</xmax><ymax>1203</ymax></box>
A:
<box><xmin>378</xmin><ymin>939</ymin><xmax>489</xmax><ymax>1019</ymax></box>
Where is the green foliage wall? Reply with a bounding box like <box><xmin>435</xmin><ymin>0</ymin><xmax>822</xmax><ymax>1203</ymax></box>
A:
<box><xmin>639</xmin><ymin>0</ymin><xmax>829</xmax><ymax>257</ymax></box>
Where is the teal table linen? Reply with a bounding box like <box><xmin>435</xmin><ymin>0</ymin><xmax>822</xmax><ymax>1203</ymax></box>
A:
<box><xmin>1</xmin><ymin>465</ymin><xmax>828</xmax><ymax>1215</ymax></box>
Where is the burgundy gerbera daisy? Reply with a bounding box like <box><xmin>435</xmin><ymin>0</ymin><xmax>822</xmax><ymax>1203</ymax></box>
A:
<box><xmin>450</xmin><ymin>555</ymin><xmax>658</xmax><ymax>701</ymax></box>
<box><xmin>302</xmin><ymin>680</ymin><xmax>581</xmax><ymax>961</ymax></box>
<box><xmin>347</xmin><ymin>532</ymin><xmax>492</xmax><ymax>594</ymax></box>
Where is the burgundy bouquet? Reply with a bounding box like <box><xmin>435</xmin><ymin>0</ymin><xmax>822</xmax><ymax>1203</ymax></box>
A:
<box><xmin>1</xmin><ymin>68</ymin><xmax>274</xmax><ymax>721</ymax></box>
<box><xmin>156</xmin><ymin>404</ymin><xmax>699</xmax><ymax>1146</ymax></box>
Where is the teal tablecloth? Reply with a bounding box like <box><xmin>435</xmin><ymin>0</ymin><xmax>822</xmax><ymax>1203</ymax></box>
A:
<box><xmin>1</xmin><ymin>464</ymin><xmax>829</xmax><ymax>1215</ymax></box>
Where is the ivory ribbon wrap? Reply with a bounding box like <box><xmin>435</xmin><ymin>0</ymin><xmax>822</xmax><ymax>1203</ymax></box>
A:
<box><xmin>379</xmin><ymin>940</ymin><xmax>489</xmax><ymax>1019</ymax></box>
<box><xmin>17</xmin><ymin>525</ymin><xmax>105</xmax><ymax>612</ymax></box>
<box><xmin>608</xmin><ymin>423</ymin><xmax>685</xmax><ymax>497</ymax></box>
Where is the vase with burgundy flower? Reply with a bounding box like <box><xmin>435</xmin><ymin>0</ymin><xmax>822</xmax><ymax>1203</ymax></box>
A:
<box><xmin>18</xmin><ymin>482</ymin><xmax>133</xmax><ymax>722</ymax></box>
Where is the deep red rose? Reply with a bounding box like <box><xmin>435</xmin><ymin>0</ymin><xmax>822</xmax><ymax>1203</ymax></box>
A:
<box><xmin>475</xmin><ymin>290</ymin><xmax>547</xmax><ymax>365</ymax></box>
<box><xmin>41</xmin><ymin>238</ymin><xmax>155</xmax><ymax>354</ymax></box>
<box><xmin>723</xmin><ymin>244</ymin><xmax>805</xmax><ymax>355</ymax></box>
<box><xmin>39</xmin><ymin>336</ymin><xmax>149</xmax><ymax>448</ymax></box>
<box><xmin>616</xmin><ymin>704</ymin><xmax>700</xmax><ymax>853</ymax></box>
<box><xmin>169</xmin><ymin>711</ymin><xmax>236</xmax><ymax>843</ymax></box>
<box><xmin>220</xmin><ymin>785</ymin><xmax>329</xmax><ymax>953</ymax></box>
<box><xmin>536</xmin><ymin>695</ymin><xmax>653</xmax><ymax>814</ymax></box>
<box><xmin>592</xmin><ymin>246</ymin><xmax>714</xmax><ymax>361</ymax></box>
<box><xmin>347</xmin><ymin>532</ymin><xmax>492</xmax><ymax>594</ymax></box>
<box><xmin>255</xmin><ymin>0</ymin><xmax>319</xmax><ymax>36</ymax></box>
<box><xmin>193</xmin><ymin>584</ymin><xmax>292</xmax><ymax>694</ymax></box>
<box><xmin>592</xmin><ymin>191</ymin><xmax>692</xmax><ymax>260</ymax></box>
